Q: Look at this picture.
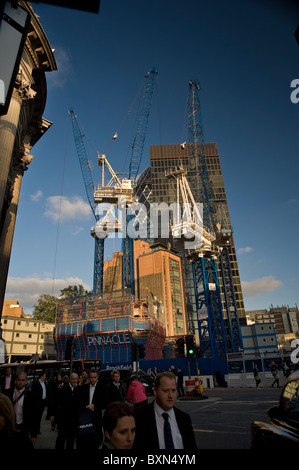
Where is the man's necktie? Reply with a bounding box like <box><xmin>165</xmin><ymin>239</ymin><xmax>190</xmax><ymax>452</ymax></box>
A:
<box><xmin>13</xmin><ymin>390</ymin><xmax>22</xmax><ymax>419</ymax></box>
<box><xmin>162</xmin><ymin>412</ymin><xmax>174</xmax><ymax>449</ymax></box>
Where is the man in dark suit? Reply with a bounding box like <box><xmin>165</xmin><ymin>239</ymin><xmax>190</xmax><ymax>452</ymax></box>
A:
<box><xmin>134</xmin><ymin>371</ymin><xmax>197</xmax><ymax>450</ymax></box>
<box><xmin>102</xmin><ymin>369</ymin><xmax>125</xmax><ymax>408</ymax></box>
<box><xmin>0</xmin><ymin>366</ymin><xmax>14</xmax><ymax>395</ymax></box>
<box><xmin>54</xmin><ymin>372</ymin><xmax>80</xmax><ymax>449</ymax></box>
<box><xmin>76</xmin><ymin>368</ymin><xmax>104</xmax><ymax>450</ymax></box>
<box><xmin>31</xmin><ymin>370</ymin><xmax>48</xmax><ymax>433</ymax></box>
<box><xmin>7</xmin><ymin>371</ymin><xmax>38</xmax><ymax>444</ymax></box>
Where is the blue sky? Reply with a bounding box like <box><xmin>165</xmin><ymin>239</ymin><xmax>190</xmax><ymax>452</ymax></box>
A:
<box><xmin>5</xmin><ymin>0</ymin><xmax>299</xmax><ymax>314</ymax></box>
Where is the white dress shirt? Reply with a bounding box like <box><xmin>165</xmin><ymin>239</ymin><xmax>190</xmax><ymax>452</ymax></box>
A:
<box><xmin>89</xmin><ymin>383</ymin><xmax>97</xmax><ymax>404</ymax></box>
<box><xmin>39</xmin><ymin>380</ymin><xmax>46</xmax><ymax>399</ymax></box>
<box><xmin>13</xmin><ymin>387</ymin><xmax>25</xmax><ymax>425</ymax></box>
<box><xmin>153</xmin><ymin>401</ymin><xmax>183</xmax><ymax>449</ymax></box>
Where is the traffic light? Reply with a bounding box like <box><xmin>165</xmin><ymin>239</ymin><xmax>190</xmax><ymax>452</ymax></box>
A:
<box><xmin>175</xmin><ymin>337</ymin><xmax>185</xmax><ymax>357</ymax></box>
<box><xmin>196</xmin><ymin>346</ymin><xmax>202</xmax><ymax>357</ymax></box>
<box><xmin>131</xmin><ymin>342</ymin><xmax>138</xmax><ymax>361</ymax></box>
<box><xmin>185</xmin><ymin>335</ymin><xmax>195</xmax><ymax>358</ymax></box>
<box><xmin>138</xmin><ymin>344</ymin><xmax>146</xmax><ymax>359</ymax></box>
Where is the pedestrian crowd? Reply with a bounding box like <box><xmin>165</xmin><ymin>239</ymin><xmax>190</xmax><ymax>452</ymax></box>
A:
<box><xmin>0</xmin><ymin>365</ymin><xmax>196</xmax><ymax>450</ymax></box>
<box><xmin>252</xmin><ymin>359</ymin><xmax>294</xmax><ymax>388</ymax></box>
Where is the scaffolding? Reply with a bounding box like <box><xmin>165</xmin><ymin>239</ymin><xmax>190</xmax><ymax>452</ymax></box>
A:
<box><xmin>54</xmin><ymin>289</ymin><xmax>166</xmax><ymax>363</ymax></box>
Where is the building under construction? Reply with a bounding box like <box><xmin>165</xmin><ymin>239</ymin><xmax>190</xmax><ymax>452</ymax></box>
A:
<box><xmin>57</xmin><ymin>140</ymin><xmax>247</xmax><ymax>362</ymax></box>
<box><xmin>149</xmin><ymin>142</ymin><xmax>246</xmax><ymax>348</ymax></box>
<box><xmin>54</xmin><ymin>288</ymin><xmax>166</xmax><ymax>364</ymax></box>
<box><xmin>65</xmin><ymin>78</ymin><xmax>246</xmax><ymax>361</ymax></box>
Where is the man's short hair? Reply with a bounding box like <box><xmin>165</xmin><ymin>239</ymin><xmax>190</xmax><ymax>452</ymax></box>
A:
<box><xmin>111</xmin><ymin>370</ymin><xmax>120</xmax><ymax>378</ymax></box>
<box><xmin>154</xmin><ymin>371</ymin><xmax>176</xmax><ymax>389</ymax></box>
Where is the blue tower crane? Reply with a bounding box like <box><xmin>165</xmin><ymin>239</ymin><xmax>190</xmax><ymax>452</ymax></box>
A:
<box><xmin>187</xmin><ymin>80</ymin><xmax>243</xmax><ymax>355</ymax></box>
<box><xmin>69</xmin><ymin>108</ymin><xmax>104</xmax><ymax>295</ymax></box>
<box><xmin>128</xmin><ymin>67</ymin><xmax>158</xmax><ymax>180</ymax></box>
<box><xmin>122</xmin><ymin>67</ymin><xmax>158</xmax><ymax>295</ymax></box>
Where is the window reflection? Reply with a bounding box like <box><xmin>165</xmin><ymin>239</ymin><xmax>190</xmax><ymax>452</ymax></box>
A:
<box><xmin>281</xmin><ymin>380</ymin><xmax>299</xmax><ymax>420</ymax></box>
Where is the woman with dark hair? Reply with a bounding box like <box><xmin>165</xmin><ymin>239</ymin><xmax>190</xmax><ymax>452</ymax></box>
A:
<box><xmin>102</xmin><ymin>401</ymin><xmax>136</xmax><ymax>449</ymax></box>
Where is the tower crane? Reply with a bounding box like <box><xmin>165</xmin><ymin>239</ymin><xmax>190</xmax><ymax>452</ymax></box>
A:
<box><xmin>122</xmin><ymin>67</ymin><xmax>158</xmax><ymax>296</ymax></box>
<box><xmin>93</xmin><ymin>152</ymin><xmax>135</xmax><ymax>240</ymax></box>
<box><xmin>186</xmin><ymin>79</ymin><xmax>243</xmax><ymax>355</ymax></box>
<box><xmin>166</xmin><ymin>161</ymin><xmax>227</xmax><ymax>357</ymax></box>
<box><xmin>69</xmin><ymin>68</ymin><xmax>158</xmax><ymax>298</ymax></box>
<box><xmin>69</xmin><ymin>108</ymin><xmax>104</xmax><ymax>295</ymax></box>
<box><xmin>165</xmin><ymin>164</ymin><xmax>215</xmax><ymax>253</ymax></box>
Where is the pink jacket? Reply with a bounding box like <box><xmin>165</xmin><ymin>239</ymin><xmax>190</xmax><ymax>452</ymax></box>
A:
<box><xmin>127</xmin><ymin>380</ymin><xmax>147</xmax><ymax>404</ymax></box>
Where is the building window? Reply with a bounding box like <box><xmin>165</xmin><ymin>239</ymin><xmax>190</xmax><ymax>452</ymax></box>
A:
<box><xmin>28</xmin><ymin>334</ymin><xmax>32</xmax><ymax>338</ymax></box>
<box><xmin>23</xmin><ymin>345</ymin><xmax>27</xmax><ymax>350</ymax></box>
<box><xmin>16</xmin><ymin>333</ymin><xmax>19</xmax><ymax>337</ymax></box>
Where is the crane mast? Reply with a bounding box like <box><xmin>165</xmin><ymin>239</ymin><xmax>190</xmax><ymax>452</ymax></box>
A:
<box><xmin>213</xmin><ymin>200</ymin><xmax>244</xmax><ymax>352</ymax></box>
<box><xmin>123</xmin><ymin>67</ymin><xmax>158</xmax><ymax>296</ymax></box>
<box><xmin>69</xmin><ymin>108</ymin><xmax>104</xmax><ymax>295</ymax></box>
<box><xmin>128</xmin><ymin>67</ymin><xmax>158</xmax><ymax>180</ymax></box>
<box><xmin>187</xmin><ymin>80</ymin><xmax>243</xmax><ymax>355</ymax></box>
<box><xmin>187</xmin><ymin>80</ymin><xmax>227</xmax><ymax>357</ymax></box>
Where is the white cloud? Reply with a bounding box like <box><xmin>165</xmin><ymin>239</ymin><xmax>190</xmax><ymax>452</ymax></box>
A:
<box><xmin>30</xmin><ymin>190</ymin><xmax>43</xmax><ymax>202</ymax></box>
<box><xmin>47</xmin><ymin>47</ymin><xmax>74</xmax><ymax>88</ymax></box>
<box><xmin>72</xmin><ymin>226</ymin><xmax>85</xmax><ymax>236</ymax></box>
<box><xmin>241</xmin><ymin>276</ymin><xmax>283</xmax><ymax>298</ymax></box>
<box><xmin>237</xmin><ymin>246</ymin><xmax>253</xmax><ymax>255</ymax></box>
<box><xmin>5</xmin><ymin>276</ymin><xmax>91</xmax><ymax>314</ymax></box>
<box><xmin>44</xmin><ymin>195</ymin><xmax>91</xmax><ymax>222</ymax></box>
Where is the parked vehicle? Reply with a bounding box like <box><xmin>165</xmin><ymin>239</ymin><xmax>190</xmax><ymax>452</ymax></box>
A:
<box><xmin>251</xmin><ymin>369</ymin><xmax>299</xmax><ymax>448</ymax></box>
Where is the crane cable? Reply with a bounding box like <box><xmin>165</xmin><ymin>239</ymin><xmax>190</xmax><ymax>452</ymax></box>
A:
<box><xmin>103</xmin><ymin>75</ymin><xmax>148</xmax><ymax>166</ymax></box>
<box><xmin>51</xmin><ymin>117</ymin><xmax>71</xmax><ymax>298</ymax></box>
<box><xmin>71</xmin><ymin>76</ymin><xmax>150</xmax><ymax>184</ymax></box>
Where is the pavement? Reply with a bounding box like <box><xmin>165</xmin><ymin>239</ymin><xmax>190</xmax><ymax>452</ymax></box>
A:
<box><xmin>34</xmin><ymin>412</ymin><xmax>56</xmax><ymax>449</ymax></box>
<box><xmin>33</xmin><ymin>387</ymin><xmax>265</xmax><ymax>450</ymax></box>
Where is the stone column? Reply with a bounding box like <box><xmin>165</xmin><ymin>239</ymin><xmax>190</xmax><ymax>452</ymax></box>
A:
<box><xmin>0</xmin><ymin>90</ymin><xmax>23</xmax><ymax>224</ymax></box>
<box><xmin>0</xmin><ymin>74</ymin><xmax>36</xmax><ymax>337</ymax></box>
<box><xmin>0</xmin><ymin>72</ymin><xmax>36</xmax><ymax>227</ymax></box>
<box><xmin>0</xmin><ymin>148</ymin><xmax>34</xmax><ymax>337</ymax></box>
